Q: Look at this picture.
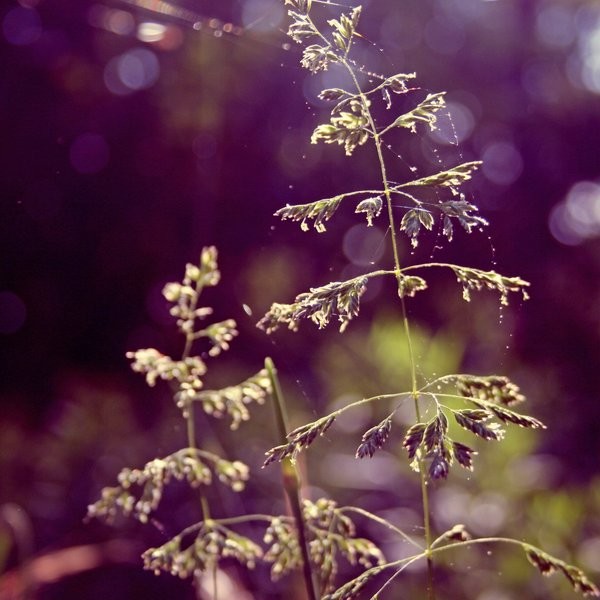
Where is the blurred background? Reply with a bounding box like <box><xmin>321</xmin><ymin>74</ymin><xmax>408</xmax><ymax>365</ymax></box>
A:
<box><xmin>1</xmin><ymin>0</ymin><xmax>599</xmax><ymax>598</ymax></box>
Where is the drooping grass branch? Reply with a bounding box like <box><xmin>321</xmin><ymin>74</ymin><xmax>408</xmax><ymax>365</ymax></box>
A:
<box><xmin>322</xmin><ymin>531</ymin><xmax>599</xmax><ymax>600</ymax></box>
<box><xmin>258</xmin><ymin>262</ymin><xmax>528</xmax><ymax>337</ymax></box>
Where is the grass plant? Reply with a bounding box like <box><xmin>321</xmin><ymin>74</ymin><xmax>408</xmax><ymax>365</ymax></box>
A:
<box><xmin>88</xmin><ymin>1</ymin><xmax>599</xmax><ymax>598</ymax></box>
<box><xmin>257</xmin><ymin>1</ymin><xmax>599</xmax><ymax>598</ymax></box>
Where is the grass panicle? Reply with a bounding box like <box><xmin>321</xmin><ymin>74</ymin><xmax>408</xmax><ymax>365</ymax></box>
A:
<box><xmin>258</xmin><ymin>1</ymin><xmax>598</xmax><ymax>597</ymax></box>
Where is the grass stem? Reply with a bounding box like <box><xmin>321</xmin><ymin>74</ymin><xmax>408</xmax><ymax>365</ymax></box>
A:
<box><xmin>265</xmin><ymin>357</ymin><xmax>319</xmax><ymax>600</ymax></box>
<box><xmin>341</xmin><ymin>56</ymin><xmax>437</xmax><ymax>600</ymax></box>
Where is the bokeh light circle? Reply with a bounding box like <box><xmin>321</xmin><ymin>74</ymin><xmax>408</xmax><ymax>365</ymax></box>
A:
<box><xmin>104</xmin><ymin>48</ymin><xmax>160</xmax><ymax>95</ymax></box>
<box><xmin>2</xmin><ymin>6</ymin><xmax>41</xmax><ymax>46</ymax></box>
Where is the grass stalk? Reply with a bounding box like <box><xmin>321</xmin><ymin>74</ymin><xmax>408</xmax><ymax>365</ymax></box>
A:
<box><xmin>265</xmin><ymin>357</ymin><xmax>319</xmax><ymax>600</ymax></box>
<box><xmin>341</xmin><ymin>57</ymin><xmax>436</xmax><ymax>600</ymax></box>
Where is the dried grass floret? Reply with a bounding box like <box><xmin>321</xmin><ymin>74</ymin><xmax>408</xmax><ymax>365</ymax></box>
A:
<box><xmin>312</xmin><ymin>106</ymin><xmax>371</xmax><ymax>156</ymax></box>
<box><xmin>450</xmin><ymin>267</ymin><xmax>530</xmax><ymax>305</ymax></box>
<box><xmin>454</xmin><ymin>410</ymin><xmax>505</xmax><ymax>441</ymax></box>
<box><xmin>143</xmin><ymin>524</ymin><xmax>263</xmax><ymax>579</ymax></box>
<box><xmin>355</xmin><ymin>196</ymin><xmax>382</xmax><ymax>226</ymax></box>
<box><xmin>127</xmin><ymin>349</ymin><xmax>206</xmax><ymax>389</ymax></box>
<box><xmin>322</xmin><ymin>564</ymin><xmax>388</xmax><ymax>600</ymax></box>
<box><xmin>87</xmin><ymin>450</ymin><xmax>249</xmax><ymax>523</ymax></box>
<box><xmin>302</xmin><ymin>44</ymin><xmax>339</xmax><ymax>73</ymax></box>
<box><xmin>399</xmin><ymin>161</ymin><xmax>482</xmax><ymax>191</ymax></box>
<box><xmin>525</xmin><ymin>547</ymin><xmax>600</xmax><ymax>597</ymax></box>
<box><xmin>181</xmin><ymin>369</ymin><xmax>271</xmax><ymax>430</ymax></box>
<box><xmin>451</xmin><ymin>441</ymin><xmax>477</xmax><ymax>470</ymax></box>
<box><xmin>437</xmin><ymin>524</ymin><xmax>472</xmax><ymax>544</ymax></box>
<box><xmin>275</xmin><ymin>195</ymin><xmax>343</xmax><ymax>232</ymax></box>
<box><xmin>263</xmin><ymin>499</ymin><xmax>384</xmax><ymax>593</ymax></box>
<box><xmin>453</xmin><ymin>374</ymin><xmax>526</xmax><ymax>406</ymax></box>
<box><xmin>355</xmin><ymin>416</ymin><xmax>392</xmax><ymax>458</ymax></box>
<box><xmin>258</xmin><ymin>276</ymin><xmax>368</xmax><ymax>334</ymax></box>
<box><xmin>402</xmin><ymin>422</ymin><xmax>426</xmax><ymax>460</ymax></box>
<box><xmin>397</xmin><ymin>274</ymin><xmax>428</xmax><ymax>298</ymax></box>
<box><xmin>287</xmin><ymin>10</ymin><xmax>317</xmax><ymax>42</ymax></box>
<box><xmin>263</xmin><ymin>416</ymin><xmax>336</xmax><ymax>466</ymax></box>
<box><xmin>384</xmin><ymin>92</ymin><xmax>446</xmax><ymax>134</ymax></box>
<box><xmin>400</xmin><ymin>208</ymin><xmax>435</xmax><ymax>248</ymax></box>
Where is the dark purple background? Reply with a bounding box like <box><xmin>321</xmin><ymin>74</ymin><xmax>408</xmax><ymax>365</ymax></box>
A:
<box><xmin>1</xmin><ymin>0</ymin><xmax>599</xmax><ymax>598</ymax></box>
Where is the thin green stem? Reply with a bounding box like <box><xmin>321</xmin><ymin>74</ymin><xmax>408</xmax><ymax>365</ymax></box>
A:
<box><xmin>312</xmin><ymin>0</ymin><xmax>349</xmax><ymax>7</ymax></box>
<box><xmin>211</xmin><ymin>513</ymin><xmax>285</xmax><ymax>527</ymax></box>
<box><xmin>181</xmin><ymin>293</ymin><xmax>199</xmax><ymax>446</ymax></box>
<box><xmin>402</xmin><ymin>261</ymin><xmax>461</xmax><ymax>273</ymax></box>
<box><xmin>310</xmin><ymin>392</ymin><xmax>410</xmax><ymax>429</ymax></box>
<box><xmin>302</xmin><ymin>6</ymin><xmax>441</xmax><ymax>595</ymax></box>
<box><xmin>422</xmin><ymin>390</ymin><xmax>485</xmax><ymax>403</ymax></box>
<box><xmin>265</xmin><ymin>357</ymin><xmax>319</xmax><ymax>600</ymax></box>
<box><xmin>326</xmin><ymin>536</ymin><xmax>539</xmax><ymax>598</ymax></box>
<box><xmin>308</xmin><ymin>188</ymin><xmax>387</xmax><ymax>201</ymax></box>
<box><xmin>429</xmin><ymin>536</ymin><xmax>532</xmax><ymax>557</ymax></box>
<box><xmin>186</xmin><ymin>414</ymin><xmax>197</xmax><ymax>450</ymax></box>
<box><xmin>357</xmin><ymin>268</ymin><xmax>394</xmax><ymax>280</ymax></box>
<box><xmin>401</xmin><ymin>261</ymin><xmax>506</xmax><ymax>276</ymax></box>
<box><xmin>182</xmin><ymin>329</ymin><xmax>206</xmax><ymax>524</ymax></box>
<box><xmin>409</xmin><ymin>366</ymin><xmax>435</xmax><ymax>599</ymax></box>
<box><xmin>419</xmin><ymin>372</ymin><xmax>514</xmax><ymax>390</ymax></box>
<box><xmin>179</xmin><ymin>272</ymin><xmax>215</xmax><ymax>594</ymax></box>
<box><xmin>369</xmin><ymin>555</ymin><xmax>424</xmax><ymax>600</ymax></box>
<box><xmin>177</xmin><ymin>513</ymin><xmax>284</xmax><ymax>542</ymax></box>
<box><xmin>200</xmin><ymin>496</ymin><xmax>211</xmax><ymax>522</ymax></box>
<box><xmin>340</xmin><ymin>56</ymin><xmax>436</xmax><ymax>600</ymax></box>
<box><xmin>339</xmin><ymin>506</ymin><xmax>423</xmax><ymax>550</ymax></box>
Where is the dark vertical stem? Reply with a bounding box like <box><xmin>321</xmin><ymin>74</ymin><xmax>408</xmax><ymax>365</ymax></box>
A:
<box><xmin>265</xmin><ymin>357</ymin><xmax>319</xmax><ymax>600</ymax></box>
